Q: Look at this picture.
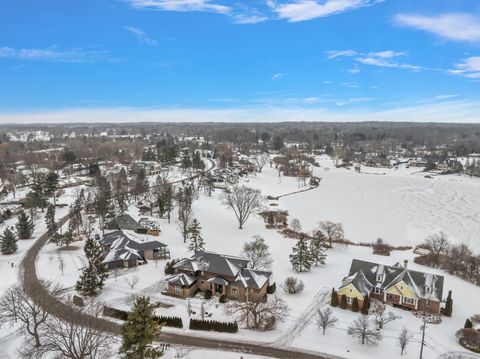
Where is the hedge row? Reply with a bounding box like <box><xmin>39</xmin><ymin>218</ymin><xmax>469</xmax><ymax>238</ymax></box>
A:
<box><xmin>103</xmin><ymin>306</ymin><xmax>183</xmax><ymax>328</ymax></box>
<box><xmin>154</xmin><ymin>315</ymin><xmax>183</xmax><ymax>328</ymax></box>
<box><xmin>189</xmin><ymin>319</ymin><xmax>238</xmax><ymax>333</ymax></box>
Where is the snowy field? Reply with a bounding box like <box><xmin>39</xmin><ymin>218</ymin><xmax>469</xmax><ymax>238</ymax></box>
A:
<box><xmin>31</xmin><ymin>158</ymin><xmax>480</xmax><ymax>359</ymax></box>
<box><xmin>3</xmin><ymin>156</ymin><xmax>480</xmax><ymax>359</ymax></box>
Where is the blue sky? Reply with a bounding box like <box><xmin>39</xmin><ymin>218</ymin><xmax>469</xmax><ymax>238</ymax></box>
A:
<box><xmin>0</xmin><ymin>0</ymin><xmax>480</xmax><ymax>123</ymax></box>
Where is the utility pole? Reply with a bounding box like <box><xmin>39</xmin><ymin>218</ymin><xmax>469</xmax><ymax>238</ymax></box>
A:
<box><xmin>419</xmin><ymin>318</ymin><xmax>426</xmax><ymax>359</ymax></box>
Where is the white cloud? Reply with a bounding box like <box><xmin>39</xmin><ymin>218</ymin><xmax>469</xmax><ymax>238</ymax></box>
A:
<box><xmin>124</xmin><ymin>26</ymin><xmax>158</xmax><ymax>46</ymax></box>
<box><xmin>356</xmin><ymin>51</ymin><xmax>421</xmax><ymax>71</ymax></box>
<box><xmin>435</xmin><ymin>94</ymin><xmax>458</xmax><ymax>100</ymax></box>
<box><xmin>126</xmin><ymin>0</ymin><xmax>230</xmax><ymax>14</ymax></box>
<box><xmin>448</xmin><ymin>57</ymin><xmax>480</xmax><ymax>79</ymax></box>
<box><xmin>272</xmin><ymin>72</ymin><xmax>286</xmax><ymax>80</ymax></box>
<box><xmin>268</xmin><ymin>0</ymin><xmax>384</xmax><ymax>23</ymax></box>
<box><xmin>0</xmin><ymin>46</ymin><xmax>107</xmax><ymax>63</ymax></box>
<box><xmin>2</xmin><ymin>99</ymin><xmax>479</xmax><ymax>124</ymax></box>
<box><xmin>394</xmin><ymin>13</ymin><xmax>480</xmax><ymax>43</ymax></box>
<box><xmin>335</xmin><ymin>97</ymin><xmax>374</xmax><ymax>106</ymax></box>
<box><xmin>325</xmin><ymin>49</ymin><xmax>357</xmax><ymax>59</ymax></box>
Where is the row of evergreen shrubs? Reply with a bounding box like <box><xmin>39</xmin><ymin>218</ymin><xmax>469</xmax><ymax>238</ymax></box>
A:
<box><xmin>154</xmin><ymin>315</ymin><xmax>183</xmax><ymax>328</ymax></box>
<box><xmin>103</xmin><ymin>306</ymin><xmax>183</xmax><ymax>328</ymax></box>
<box><xmin>189</xmin><ymin>319</ymin><xmax>238</xmax><ymax>333</ymax></box>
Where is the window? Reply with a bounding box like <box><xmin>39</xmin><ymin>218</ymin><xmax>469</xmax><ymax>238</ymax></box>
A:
<box><xmin>174</xmin><ymin>286</ymin><xmax>181</xmax><ymax>294</ymax></box>
<box><xmin>231</xmin><ymin>288</ymin><xmax>237</xmax><ymax>295</ymax></box>
<box><xmin>403</xmin><ymin>297</ymin><xmax>415</xmax><ymax>305</ymax></box>
<box><xmin>425</xmin><ymin>300</ymin><xmax>431</xmax><ymax>308</ymax></box>
<box><xmin>347</xmin><ymin>297</ymin><xmax>353</xmax><ymax>305</ymax></box>
<box><xmin>349</xmin><ymin>288</ymin><xmax>352</xmax><ymax>293</ymax></box>
<box><xmin>374</xmin><ymin>287</ymin><xmax>383</xmax><ymax>294</ymax></box>
<box><xmin>425</xmin><ymin>286</ymin><xmax>432</xmax><ymax>294</ymax></box>
<box><xmin>376</xmin><ymin>275</ymin><xmax>383</xmax><ymax>282</ymax></box>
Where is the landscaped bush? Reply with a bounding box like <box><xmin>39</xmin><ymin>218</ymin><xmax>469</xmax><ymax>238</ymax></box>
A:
<box><xmin>136</xmin><ymin>227</ymin><xmax>148</xmax><ymax>234</ymax></box>
<box><xmin>282</xmin><ymin>277</ymin><xmax>304</xmax><ymax>294</ymax></box>
<box><xmin>219</xmin><ymin>294</ymin><xmax>226</xmax><ymax>303</ymax></box>
<box><xmin>103</xmin><ymin>306</ymin><xmax>129</xmax><ymax>321</ymax></box>
<box><xmin>189</xmin><ymin>319</ymin><xmax>238</xmax><ymax>333</ymax></box>
<box><xmin>457</xmin><ymin>328</ymin><xmax>480</xmax><ymax>353</ymax></box>
<box><xmin>267</xmin><ymin>282</ymin><xmax>276</xmax><ymax>294</ymax></box>
<box><xmin>204</xmin><ymin>289</ymin><xmax>212</xmax><ymax>299</ymax></box>
<box><xmin>154</xmin><ymin>315</ymin><xmax>183</xmax><ymax>328</ymax></box>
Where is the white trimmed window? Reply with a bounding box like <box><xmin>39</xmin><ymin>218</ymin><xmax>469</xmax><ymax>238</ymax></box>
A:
<box><xmin>403</xmin><ymin>297</ymin><xmax>415</xmax><ymax>305</ymax></box>
<box><xmin>174</xmin><ymin>286</ymin><xmax>181</xmax><ymax>294</ymax></box>
<box><xmin>425</xmin><ymin>286</ymin><xmax>432</xmax><ymax>294</ymax></box>
<box><xmin>347</xmin><ymin>297</ymin><xmax>353</xmax><ymax>305</ymax></box>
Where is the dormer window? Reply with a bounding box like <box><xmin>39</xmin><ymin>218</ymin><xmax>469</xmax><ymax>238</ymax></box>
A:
<box><xmin>425</xmin><ymin>286</ymin><xmax>432</xmax><ymax>294</ymax></box>
<box><xmin>376</xmin><ymin>275</ymin><xmax>383</xmax><ymax>282</ymax></box>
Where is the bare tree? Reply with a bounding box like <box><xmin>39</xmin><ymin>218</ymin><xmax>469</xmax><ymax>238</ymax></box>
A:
<box><xmin>224</xmin><ymin>295</ymin><xmax>288</xmax><ymax>331</ymax></box>
<box><xmin>221</xmin><ymin>185</ymin><xmax>264</xmax><ymax>229</ymax></box>
<box><xmin>316</xmin><ymin>307</ymin><xmax>338</xmax><ymax>335</ymax></box>
<box><xmin>290</xmin><ymin>218</ymin><xmax>302</xmax><ymax>233</ymax></box>
<box><xmin>33</xmin><ymin>299</ymin><xmax>116</xmax><ymax>359</ymax></box>
<box><xmin>370</xmin><ymin>300</ymin><xmax>401</xmax><ymax>329</ymax></box>
<box><xmin>281</xmin><ymin>277</ymin><xmax>304</xmax><ymax>294</ymax></box>
<box><xmin>425</xmin><ymin>231</ymin><xmax>450</xmax><ymax>264</ymax></box>
<box><xmin>0</xmin><ymin>284</ymin><xmax>54</xmax><ymax>348</ymax></box>
<box><xmin>347</xmin><ymin>315</ymin><xmax>383</xmax><ymax>345</ymax></box>
<box><xmin>177</xmin><ymin>185</ymin><xmax>195</xmax><ymax>242</ymax></box>
<box><xmin>254</xmin><ymin>153</ymin><xmax>269</xmax><ymax>173</ymax></box>
<box><xmin>398</xmin><ymin>327</ymin><xmax>413</xmax><ymax>355</ymax></box>
<box><xmin>125</xmin><ymin>275</ymin><xmax>140</xmax><ymax>289</ymax></box>
<box><xmin>319</xmin><ymin>221</ymin><xmax>345</xmax><ymax>247</ymax></box>
<box><xmin>241</xmin><ymin>235</ymin><xmax>273</xmax><ymax>270</ymax></box>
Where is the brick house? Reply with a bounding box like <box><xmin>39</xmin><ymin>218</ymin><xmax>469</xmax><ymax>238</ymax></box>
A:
<box><xmin>338</xmin><ymin>259</ymin><xmax>444</xmax><ymax>315</ymax></box>
<box><xmin>165</xmin><ymin>251</ymin><xmax>273</xmax><ymax>302</ymax></box>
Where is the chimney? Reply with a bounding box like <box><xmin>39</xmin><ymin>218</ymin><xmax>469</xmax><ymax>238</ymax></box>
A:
<box><xmin>403</xmin><ymin>259</ymin><xmax>408</xmax><ymax>270</ymax></box>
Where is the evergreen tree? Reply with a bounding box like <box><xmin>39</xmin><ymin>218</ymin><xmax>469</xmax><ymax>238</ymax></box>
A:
<box><xmin>361</xmin><ymin>295</ymin><xmax>370</xmax><ymax>315</ymax></box>
<box><xmin>340</xmin><ymin>294</ymin><xmax>347</xmax><ymax>309</ymax></box>
<box><xmin>330</xmin><ymin>288</ymin><xmax>339</xmax><ymax>307</ymax></box>
<box><xmin>310</xmin><ymin>230</ymin><xmax>327</xmax><ymax>266</ymax></box>
<box><xmin>289</xmin><ymin>236</ymin><xmax>314</xmax><ymax>272</ymax></box>
<box><xmin>45</xmin><ymin>172</ymin><xmax>59</xmax><ymax>204</ymax></box>
<box><xmin>76</xmin><ymin>235</ymin><xmax>108</xmax><ymax>295</ymax></box>
<box><xmin>187</xmin><ymin>219</ymin><xmax>205</xmax><ymax>254</ymax></box>
<box><xmin>352</xmin><ymin>297</ymin><xmax>359</xmax><ymax>312</ymax></box>
<box><xmin>120</xmin><ymin>296</ymin><xmax>162</xmax><ymax>359</ymax></box>
<box><xmin>1</xmin><ymin>228</ymin><xmax>18</xmax><ymax>254</ymax></box>
<box><xmin>16</xmin><ymin>210</ymin><xmax>34</xmax><ymax>239</ymax></box>
<box><xmin>444</xmin><ymin>290</ymin><xmax>453</xmax><ymax>317</ymax></box>
<box><xmin>68</xmin><ymin>198</ymin><xmax>83</xmax><ymax>236</ymax></box>
<box><xmin>464</xmin><ymin>318</ymin><xmax>473</xmax><ymax>328</ymax></box>
<box><xmin>45</xmin><ymin>204</ymin><xmax>57</xmax><ymax>237</ymax></box>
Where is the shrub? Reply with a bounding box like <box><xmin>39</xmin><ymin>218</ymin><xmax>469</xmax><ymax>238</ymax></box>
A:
<box><xmin>219</xmin><ymin>294</ymin><xmax>226</xmax><ymax>303</ymax></box>
<box><xmin>340</xmin><ymin>294</ymin><xmax>347</xmax><ymax>309</ymax></box>
<box><xmin>330</xmin><ymin>288</ymin><xmax>339</xmax><ymax>307</ymax></box>
<box><xmin>352</xmin><ymin>297</ymin><xmax>359</xmax><ymax>312</ymax></box>
<box><xmin>282</xmin><ymin>277</ymin><xmax>304</xmax><ymax>294</ymax></box>
<box><xmin>204</xmin><ymin>290</ymin><xmax>212</xmax><ymax>300</ymax></box>
<box><xmin>136</xmin><ymin>228</ymin><xmax>148</xmax><ymax>234</ymax></box>
<box><xmin>267</xmin><ymin>282</ymin><xmax>276</xmax><ymax>294</ymax></box>
<box><xmin>154</xmin><ymin>315</ymin><xmax>183</xmax><ymax>328</ymax></box>
<box><xmin>189</xmin><ymin>319</ymin><xmax>238</xmax><ymax>333</ymax></box>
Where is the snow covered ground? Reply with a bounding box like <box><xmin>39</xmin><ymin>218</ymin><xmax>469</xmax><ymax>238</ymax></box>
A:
<box><xmin>31</xmin><ymin>158</ymin><xmax>480</xmax><ymax>359</ymax></box>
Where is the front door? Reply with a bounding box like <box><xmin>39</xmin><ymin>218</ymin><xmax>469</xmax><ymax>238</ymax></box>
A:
<box><xmin>215</xmin><ymin>284</ymin><xmax>223</xmax><ymax>295</ymax></box>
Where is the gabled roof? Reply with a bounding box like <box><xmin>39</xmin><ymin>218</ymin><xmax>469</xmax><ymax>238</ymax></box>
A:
<box><xmin>102</xmin><ymin>247</ymin><xmax>142</xmax><ymax>263</ymax></box>
<box><xmin>106</xmin><ymin>213</ymin><xmax>142</xmax><ymax>231</ymax></box>
<box><xmin>167</xmin><ymin>273</ymin><xmax>196</xmax><ymax>287</ymax></box>
<box><xmin>346</xmin><ymin>259</ymin><xmax>444</xmax><ymax>301</ymax></box>
<box><xmin>173</xmin><ymin>251</ymin><xmax>249</xmax><ymax>277</ymax></box>
<box><xmin>340</xmin><ymin>270</ymin><xmax>373</xmax><ymax>296</ymax></box>
<box><xmin>233</xmin><ymin>268</ymin><xmax>271</xmax><ymax>290</ymax></box>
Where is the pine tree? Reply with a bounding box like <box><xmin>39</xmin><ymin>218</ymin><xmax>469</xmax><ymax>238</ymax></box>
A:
<box><xmin>45</xmin><ymin>204</ymin><xmax>57</xmax><ymax>237</ymax></box>
<box><xmin>464</xmin><ymin>318</ymin><xmax>473</xmax><ymax>328</ymax></box>
<box><xmin>331</xmin><ymin>288</ymin><xmax>339</xmax><ymax>307</ymax></box>
<box><xmin>352</xmin><ymin>297</ymin><xmax>359</xmax><ymax>312</ymax></box>
<box><xmin>1</xmin><ymin>228</ymin><xmax>18</xmax><ymax>255</ymax></box>
<box><xmin>340</xmin><ymin>294</ymin><xmax>347</xmax><ymax>309</ymax></box>
<box><xmin>187</xmin><ymin>219</ymin><xmax>205</xmax><ymax>254</ymax></box>
<box><xmin>45</xmin><ymin>172</ymin><xmax>59</xmax><ymax>204</ymax></box>
<box><xmin>16</xmin><ymin>210</ymin><xmax>34</xmax><ymax>239</ymax></box>
<box><xmin>361</xmin><ymin>295</ymin><xmax>370</xmax><ymax>315</ymax></box>
<box><xmin>444</xmin><ymin>290</ymin><xmax>453</xmax><ymax>317</ymax></box>
<box><xmin>310</xmin><ymin>230</ymin><xmax>327</xmax><ymax>266</ymax></box>
<box><xmin>120</xmin><ymin>296</ymin><xmax>162</xmax><ymax>359</ymax></box>
<box><xmin>68</xmin><ymin>198</ymin><xmax>83</xmax><ymax>236</ymax></box>
<box><xmin>76</xmin><ymin>235</ymin><xmax>108</xmax><ymax>295</ymax></box>
<box><xmin>289</xmin><ymin>237</ymin><xmax>314</xmax><ymax>272</ymax></box>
